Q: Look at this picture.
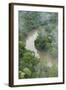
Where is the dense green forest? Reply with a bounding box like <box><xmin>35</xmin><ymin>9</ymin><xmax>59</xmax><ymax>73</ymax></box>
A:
<box><xmin>19</xmin><ymin>11</ymin><xmax>58</xmax><ymax>79</ymax></box>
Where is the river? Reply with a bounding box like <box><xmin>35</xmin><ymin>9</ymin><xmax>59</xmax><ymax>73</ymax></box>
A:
<box><xmin>25</xmin><ymin>29</ymin><xmax>57</xmax><ymax>68</ymax></box>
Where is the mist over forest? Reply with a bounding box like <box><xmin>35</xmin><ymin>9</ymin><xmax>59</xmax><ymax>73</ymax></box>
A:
<box><xmin>18</xmin><ymin>11</ymin><xmax>58</xmax><ymax>79</ymax></box>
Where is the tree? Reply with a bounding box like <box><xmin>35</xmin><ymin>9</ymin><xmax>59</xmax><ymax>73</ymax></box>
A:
<box><xmin>19</xmin><ymin>11</ymin><xmax>41</xmax><ymax>36</ymax></box>
<box><xmin>19</xmin><ymin>41</ymin><xmax>40</xmax><ymax>79</ymax></box>
<box><xmin>34</xmin><ymin>12</ymin><xmax>58</xmax><ymax>58</ymax></box>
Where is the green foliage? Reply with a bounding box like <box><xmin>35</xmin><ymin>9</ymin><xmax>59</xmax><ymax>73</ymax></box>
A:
<box><xmin>35</xmin><ymin>31</ymin><xmax>54</xmax><ymax>51</ymax></box>
<box><xmin>19</xmin><ymin>41</ymin><xmax>25</xmax><ymax>58</ymax></box>
<box><xmin>19</xmin><ymin>11</ymin><xmax>58</xmax><ymax>78</ymax></box>
<box><xmin>48</xmin><ymin>64</ymin><xmax>58</xmax><ymax>77</ymax></box>
<box><xmin>37</xmin><ymin>60</ymin><xmax>58</xmax><ymax>77</ymax></box>
<box><xmin>19</xmin><ymin>71</ymin><xmax>25</xmax><ymax>79</ymax></box>
<box><xmin>19</xmin><ymin>11</ymin><xmax>41</xmax><ymax>37</ymax></box>
<box><xmin>34</xmin><ymin>13</ymin><xmax>58</xmax><ymax>58</ymax></box>
<box><xmin>19</xmin><ymin>41</ymin><xmax>40</xmax><ymax>79</ymax></box>
<box><xmin>23</xmin><ymin>67</ymin><xmax>32</xmax><ymax>77</ymax></box>
<box><xmin>49</xmin><ymin>47</ymin><xmax>58</xmax><ymax>58</ymax></box>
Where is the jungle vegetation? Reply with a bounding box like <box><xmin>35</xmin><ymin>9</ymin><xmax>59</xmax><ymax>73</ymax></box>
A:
<box><xmin>19</xmin><ymin>11</ymin><xmax>58</xmax><ymax>79</ymax></box>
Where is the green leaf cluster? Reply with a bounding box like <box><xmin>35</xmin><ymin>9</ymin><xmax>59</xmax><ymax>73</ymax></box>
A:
<box><xmin>19</xmin><ymin>42</ymin><xmax>40</xmax><ymax>79</ymax></box>
<box><xmin>34</xmin><ymin>13</ymin><xmax>58</xmax><ymax>58</ymax></box>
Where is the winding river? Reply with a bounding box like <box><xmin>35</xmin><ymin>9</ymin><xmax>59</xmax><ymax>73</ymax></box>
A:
<box><xmin>25</xmin><ymin>29</ymin><xmax>57</xmax><ymax>67</ymax></box>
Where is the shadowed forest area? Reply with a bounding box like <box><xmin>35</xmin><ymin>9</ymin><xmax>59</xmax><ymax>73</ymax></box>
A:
<box><xmin>18</xmin><ymin>11</ymin><xmax>58</xmax><ymax>79</ymax></box>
